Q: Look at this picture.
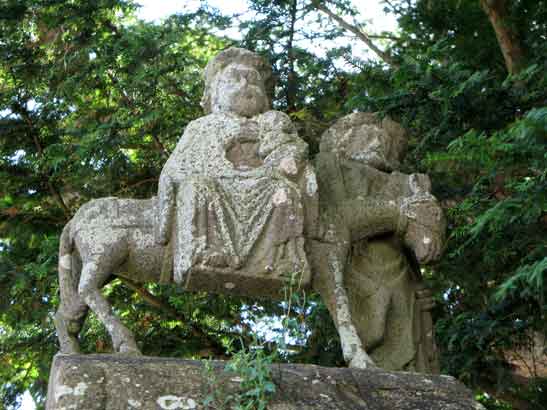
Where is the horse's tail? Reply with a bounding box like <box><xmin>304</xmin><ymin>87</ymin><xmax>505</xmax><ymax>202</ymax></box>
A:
<box><xmin>58</xmin><ymin>221</ymin><xmax>81</xmax><ymax>312</ymax></box>
<box><xmin>56</xmin><ymin>220</ymin><xmax>88</xmax><ymax>353</ymax></box>
<box><xmin>59</xmin><ymin>221</ymin><xmax>73</xmax><ymax>277</ymax></box>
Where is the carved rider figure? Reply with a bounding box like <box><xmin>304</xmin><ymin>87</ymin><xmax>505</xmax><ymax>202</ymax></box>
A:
<box><xmin>155</xmin><ymin>48</ymin><xmax>317</xmax><ymax>295</ymax></box>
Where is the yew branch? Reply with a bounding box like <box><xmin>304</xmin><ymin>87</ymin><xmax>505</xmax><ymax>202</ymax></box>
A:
<box><xmin>118</xmin><ymin>277</ymin><xmax>227</xmax><ymax>355</ymax></box>
<box><xmin>15</xmin><ymin>103</ymin><xmax>71</xmax><ymax>219</ymax></box>
<box><xmin>312</xmin><ymin>1</ymin><xmax>399</xmax><ymax>68</ymax></box>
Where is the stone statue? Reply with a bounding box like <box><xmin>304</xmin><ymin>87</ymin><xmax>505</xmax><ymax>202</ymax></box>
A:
<box><xmin>154</xmin><ymin>47</ymin><xmax>316</xmax><ymax>293</ymax></box>
<box><xmin>315</xmin><ymin>112</ymin><xmax>443</xmax><ymax>372</ymax></box>
<box><xmin>54</xmin><ymin>48</ymin><xmax>445</xmax><ymax>373</ymax></box>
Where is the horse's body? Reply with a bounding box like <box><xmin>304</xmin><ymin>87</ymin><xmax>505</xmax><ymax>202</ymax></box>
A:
<box><xmin>55</xmin><ymin>184</ymin><xmax>443</xmax><ymax>369</ymax></box>
<box><xmin>55</xmin><ymin>197</ymin><xmax>166</xmax><ymax>354</ymax></box>
<box><xmin>55</xmin><ymin>196</ymin><xmax>315</xmax><ymax>355</ymax></box>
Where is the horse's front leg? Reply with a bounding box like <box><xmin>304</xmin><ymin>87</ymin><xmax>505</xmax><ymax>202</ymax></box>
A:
<box><xmin>78</xmin><ymin>257</ymin><xmax>141</xmax><ymax>355</ymax></box>
<box><xmin>327</xmin><ymin>249</ymin><xmax>376</xmax><ymax>369</ymax></box>
<box><xmin>311</xmin><ymin>236</ymin><xmax>375</xmax><ymax>369</ymax></box>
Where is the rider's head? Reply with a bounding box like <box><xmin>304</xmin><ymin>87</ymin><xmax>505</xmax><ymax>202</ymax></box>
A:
<box><xmin>201</xmin><ymin>47</ymin><xmax>273</xmax><ymax>117</ymax></box>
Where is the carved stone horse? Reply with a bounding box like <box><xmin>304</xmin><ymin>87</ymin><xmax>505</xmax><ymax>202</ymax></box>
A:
<box><xmin>54</xmin><ymin>186</ymin><xmax>443</xmax><ymax>369</ymax></box>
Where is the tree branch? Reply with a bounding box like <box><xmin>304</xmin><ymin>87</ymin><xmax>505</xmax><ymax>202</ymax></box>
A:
<box><xmin>312</xmin><ymin>1</ymin><xmax>399</xmax><ymax>68</ymax></box>
<box><xmin>285</xmin><ymin>0</ymin><xmax>298</xmax><ymax>112</ymax></box>
<box><xmin>119</xmin><ymin>277</ymin><xmax>182</xmax><ymax>319</ymax></box>
<box><xmin>14</xmin><ymin>103</ymin><xmax>72</xmax><ymax>219</ymax></box>
<box><xmin>117</xmin><ymin>277</ymin><xmax>227</xmax><ymax>354</ymax></box>
<box><xmin>368</xmin><ymin>34</ymin><xmax>401</xmax><ymax>41</ymax></box>
<box><xmin>106</xmin><ymin>71</ymin><xmax>169</xmax><ymax>159</ymax></box>
<box><xmin>114</xmin><ymin>177</ymin><xmax>158</xmax><ymax>196</ymax></box>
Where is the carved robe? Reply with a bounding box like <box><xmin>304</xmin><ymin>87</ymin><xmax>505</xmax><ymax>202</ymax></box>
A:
<box><xmin>156</xmin><ymin>111</ymin><xmax>316</xmax><ymax>295</ymax></box>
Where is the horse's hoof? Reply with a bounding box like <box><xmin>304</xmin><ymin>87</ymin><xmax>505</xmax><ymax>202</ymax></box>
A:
<box><xmin>119</xmin><ymin>349</ymin><xmax>142</xmax><ymax>356</ymax></box>
<box><xmin>59</xmin><ymin>348</ymin><xmax>80</xmax><ymax>355</ymax></box>
<box><xmin>119</xmin><ymin>343</ymin><xmax>142</xmax><ymax>356</ymax></box>
<box><xmin>349</xmin><ymin>350</ymin><xmax>376</xmax><ymax>369</ymax></box>
<box><xmin>60</xmin><ymin>341</ymin><xmax>81</xmax><ymax>355</ymax></box>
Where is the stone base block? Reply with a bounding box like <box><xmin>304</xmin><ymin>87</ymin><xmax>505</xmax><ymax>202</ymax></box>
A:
<box><xmin>46</xmin><ymin>354</ymin><xmax>482</xmax><ymax>410</ymax></box>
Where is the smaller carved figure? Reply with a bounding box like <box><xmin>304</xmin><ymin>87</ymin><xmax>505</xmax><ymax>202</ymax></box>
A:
<box><xmin>317</xmin><ymin>112</ymin><xmax>443</xmax><ymax>372</ymax></box>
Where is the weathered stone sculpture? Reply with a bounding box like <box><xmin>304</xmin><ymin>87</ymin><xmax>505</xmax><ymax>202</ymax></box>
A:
<box><xmin>53</xmin><ymin>48</ymin><xmax>445</xmax><ymax>374</ymax></box>
<box><xmin>155</xmin><ymin>48</ymin><xmax>316</xmax><ymax>294</ymax></box>
<box><xmin>315</xmin><ymin>112</ymin><xmax>443</xmax><ymax>372</ymax></box>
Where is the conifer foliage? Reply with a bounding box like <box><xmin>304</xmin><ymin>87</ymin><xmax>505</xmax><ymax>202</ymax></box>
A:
<box><xmin>1</xmin><ymin>1</ymin><xmax>545</xmax><ymax>409</ymax></box>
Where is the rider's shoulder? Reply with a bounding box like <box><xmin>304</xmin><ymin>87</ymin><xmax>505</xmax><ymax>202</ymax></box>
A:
<box><xmin>257</xmin><ymin>110</ymin><xmax>291</xmax><ymax>123</ymax></box>
<box><xmin>184</xmin><ymin>112</ymin><xmax>241</xmax><ymax>131</ymax></box>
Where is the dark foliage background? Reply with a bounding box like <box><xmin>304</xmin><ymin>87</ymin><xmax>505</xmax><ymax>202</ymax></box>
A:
<box><xmin>1</xmin><ymin>1</ymin><xmax>545</xmax><ymax>409</ymax></box>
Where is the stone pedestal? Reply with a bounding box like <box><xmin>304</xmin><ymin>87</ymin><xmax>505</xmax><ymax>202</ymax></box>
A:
<box><xmin>47</xmin><ymin>354</ymin><xmax>482</xmax><ymax>410</ymax></box>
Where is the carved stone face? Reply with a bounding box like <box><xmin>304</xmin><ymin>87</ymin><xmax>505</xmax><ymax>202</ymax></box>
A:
<box><xmin>209</xmin><ymin>62</ymin><xmax>270</xmax><ymax>117</ymax></box>
<box><xmin>345</xmin><ymin>124</ymin><xmax>395</xmax><ymax>171</ymax></box>
<box><xmin>320</xmin><ymin>113</ymin><xmax>407</xmax><ymax>172</ymax></box>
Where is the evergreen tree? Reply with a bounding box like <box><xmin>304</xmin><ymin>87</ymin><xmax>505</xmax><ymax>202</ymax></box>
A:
<box><xmin>1</xmin><ymin>1</ymin><xmax>545</xmax><ymax>409</ymax></box>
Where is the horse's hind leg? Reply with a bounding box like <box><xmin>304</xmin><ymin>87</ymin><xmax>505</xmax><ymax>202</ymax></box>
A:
<box><xmin>55</xmin><ymin>305</ymin><xmax>88</xmax><ymax>354</ymax></box>
<box><xmin>78</xmin><ymin>257</ymin><xmax>141</xmax><ymax>355</ymax></box>
<box><xmin>55</xmin><ymin>303</ymin><xmax>88</xmax><ymax>354</ymax></box>
<box><xmin>55</xmin><ymin>254</ymin><xmax>88</xmax><ymax>354</ymax></box>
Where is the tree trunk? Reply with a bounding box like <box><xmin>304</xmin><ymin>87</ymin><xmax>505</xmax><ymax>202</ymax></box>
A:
<box><xmin>480</xmin><ymin>0</ymin><xmax>526</xmax><ymax>75</ymax></box>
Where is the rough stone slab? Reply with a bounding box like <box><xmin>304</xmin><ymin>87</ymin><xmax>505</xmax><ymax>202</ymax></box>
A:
<box><xmin>46</xmin><ymin>354</ymin><xmax>482</xmax><ymax>410</ymax></box>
